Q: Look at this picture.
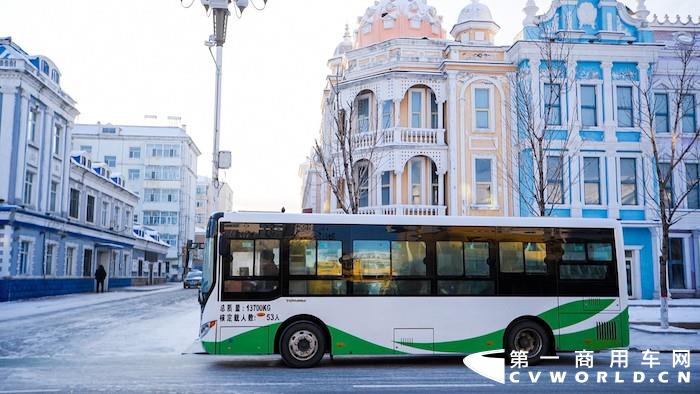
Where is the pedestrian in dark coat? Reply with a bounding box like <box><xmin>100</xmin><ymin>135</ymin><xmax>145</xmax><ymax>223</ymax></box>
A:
<box><xmin>95</xmin><ymin>265</ymin><xmax>107</xmax><ymax>293</ymax></box>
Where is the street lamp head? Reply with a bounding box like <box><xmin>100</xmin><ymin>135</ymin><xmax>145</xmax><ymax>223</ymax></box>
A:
<box><xmin>236</xmin><ymin>0</ymin><xmax>249</xmax><ymax>13</ymax></box>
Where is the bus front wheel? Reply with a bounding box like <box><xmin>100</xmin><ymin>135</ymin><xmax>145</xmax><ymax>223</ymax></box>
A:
<box><xmin>280</xmin><ymin>321</ymin><xmax>326</xmax><ymax>368</ymax></box>
<box><xmin>505</xmin><ymin>320</ymin><xmax>550</xmax><ymax>365</ymax></box>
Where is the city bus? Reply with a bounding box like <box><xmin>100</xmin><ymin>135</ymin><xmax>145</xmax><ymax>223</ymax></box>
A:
<box><xmin>197</xmin><ymin>212</ymin><xmax>629</xmax><ymax>368</ymax></box>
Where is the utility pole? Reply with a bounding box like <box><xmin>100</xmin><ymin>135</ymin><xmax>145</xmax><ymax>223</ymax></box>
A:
<box><xmin>198</xmin><ymin>0</ymin><xmax>268</xmax><ymax>191</ymax></box>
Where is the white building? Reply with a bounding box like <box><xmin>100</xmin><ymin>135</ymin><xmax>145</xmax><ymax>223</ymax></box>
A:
<box><xmin>72</xmin><ymin>123</ymin><xmax>200</xmax><ymax>275</ymax></box>
<box><xmin>195</xmin><ymin>176</ymin><xmax>233</xmax><ymax>228</ymax></box>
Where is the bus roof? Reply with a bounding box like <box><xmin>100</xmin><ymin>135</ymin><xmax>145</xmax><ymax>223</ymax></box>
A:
<box><xmin>219</xmin><ymin>212</ymin><xmax>622</xmax><ymax>230</ymax></box>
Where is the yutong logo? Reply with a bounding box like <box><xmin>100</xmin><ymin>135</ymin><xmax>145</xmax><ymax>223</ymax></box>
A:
<box><xmin>463</xmin><ymin>349</ymin><xmax>692</xmax><ymax>385</ymax></box>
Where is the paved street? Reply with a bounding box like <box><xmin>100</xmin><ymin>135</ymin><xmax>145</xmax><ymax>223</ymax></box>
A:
<box><xmin>0</xmin><ymin>288</ymin><xmax>697</xmax><ymax>393</ymax></box>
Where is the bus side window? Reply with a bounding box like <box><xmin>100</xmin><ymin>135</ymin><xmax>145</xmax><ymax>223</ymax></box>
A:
<box><xmin>499</xmin><ymin>242</ymin><xmax>524</xmax><ymax>273</ymax></box>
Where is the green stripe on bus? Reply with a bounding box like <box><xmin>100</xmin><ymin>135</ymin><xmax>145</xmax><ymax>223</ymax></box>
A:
<box><xmin>329</xmin><ymin>326</ymin><xmax>401</xmax><ymax>355</ymax></box>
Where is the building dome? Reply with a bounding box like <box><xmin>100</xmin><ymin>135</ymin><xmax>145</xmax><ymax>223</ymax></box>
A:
<box><xmin>457</xmin><ymin>0</ymin><xmax>494</xmax><ymax>24</ymax></box>
<box><xmin>451</xmin><ymin>0</ymin><xmax>500</xmax><ymax>45</ymax></box>
<box><xmin>355</xmin><ymin>0</ymin><xmax>445</xmax><ymax>48</ymax></box>
<box><xmin>334</xmin><ymin>25</ymin><xmax>354</xmax><ymax>56</ymax></box>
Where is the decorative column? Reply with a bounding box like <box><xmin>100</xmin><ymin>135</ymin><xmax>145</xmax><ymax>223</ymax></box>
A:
<box><xmin>602</xmin><ymin>61</ymin><xmax>615</xmax><ymax>141</ymax></box>
<box><xmin>438</xmin><ymin>171</ymin><xmax>445</xmax><ymax>206</ymax></box>
<box><xmin>393</xmin><ymin>98</ymin><xmax>401</xmax><ymax>128</ymax></box>
<box><xmin>395</xmin><ymin>169</ymin><xmax>403</xmax><ymax>207</ymax></box>
<box><xmin>447</xmin><ymin>71</ymin><xmax>459</xmax><ymax>215</ymax></box>
<box><xmin>529</xmin><ymin>58</ymin><xmax>542</xmax><ymax>128</ymax></box>
<box><xmin>375</xmin><ymin>173</ymin><xmax>383</xmax><ymax>208</ymax></box>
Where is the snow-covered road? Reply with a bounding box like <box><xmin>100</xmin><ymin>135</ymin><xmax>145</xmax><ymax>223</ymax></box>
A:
<box><xmin>0</xmin><ymin>289</ymin><xmax>698</xmax><ymax>393</ymax></box>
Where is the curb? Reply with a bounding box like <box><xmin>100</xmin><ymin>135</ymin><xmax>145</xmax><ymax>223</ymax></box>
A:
<box><xmin>629</xmin><ymin>347</ymin><xmax>700</xmax><ymax>353</ymax></box>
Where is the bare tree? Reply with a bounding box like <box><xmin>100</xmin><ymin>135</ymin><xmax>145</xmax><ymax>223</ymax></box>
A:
<box><xmin>313</xmin><ymin>74</ymin><xmax>383</xmax><ymax>214</ymax></box>
<box><xmin>506</xmin><ymin>26</ymin><xmax>581</xmax><ymax>217</ymax></box>
<box><xmin>636</xmin><ymin>37</ymin><xmax>700</xmax><ymax>329</ymax></box>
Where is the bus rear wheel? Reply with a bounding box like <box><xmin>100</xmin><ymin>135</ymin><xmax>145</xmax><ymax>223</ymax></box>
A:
<box><xmin>505</xmin><ymin>320</ymin><xmax>550</xmax><ymax>365</ymax></box>
<box><xmin>280</xmin><ymin>321</ymin><xmax>326</xmax><ymax>368</ymax></box>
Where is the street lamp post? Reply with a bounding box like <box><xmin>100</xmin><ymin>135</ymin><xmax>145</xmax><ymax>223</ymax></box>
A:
<box><xmin>198</xmin><ymin>0</ymin><xmax>268</xmax><ymax>190</ymax></box>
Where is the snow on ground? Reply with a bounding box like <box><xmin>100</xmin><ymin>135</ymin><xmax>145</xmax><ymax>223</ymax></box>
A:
<box><xmin>630</xmin><ymin>299</ymin><xmax>700</xmax><ymax>307</ymax></box>
<box><xmin>0</xmin><ymin>283</ymin><xmax>182</xmax><ymax>323</ymax></box>
<box><xmin>629</xmin><ymin>306</ymin><xmax>700</xmax><ymax>324</ymax></box>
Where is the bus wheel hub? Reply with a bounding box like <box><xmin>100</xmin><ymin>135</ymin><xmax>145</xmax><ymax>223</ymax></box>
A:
<box><xmin>289</xmin><ymin>330</ymin><xmax>318</xmax><ymax>360</ymax></box>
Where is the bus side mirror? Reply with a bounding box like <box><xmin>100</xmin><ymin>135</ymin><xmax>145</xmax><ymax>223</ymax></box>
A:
<box><xmin>218</xmin><ymin>235</ymin><xmax>230</xmax><ymax>256</ymax></box>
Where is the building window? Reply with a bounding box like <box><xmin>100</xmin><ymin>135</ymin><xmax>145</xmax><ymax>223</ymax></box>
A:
<box><xmin>431</xmin><ymin>162</ymin><xmax>439</xmax><ymax>206</ymax></box>
<box><xmin>113</xmin><ymin>206</ymin><xmax>121</xmax><ymax>229</ymax></box>
<box><xmin>546</xmin><ymin>156</ymin><xmax>564</xmax><ymax>204</ymax></box>
<box><xmin>65</xmin><ymin>247</ymin><xmax>75</xmax><ymax>277</ymax></box>
<box><xmin>86</xmin><ymin>195</ymin><xmax>96</xmax><ymax>223</ymax></box>
<box><xmin>659</xmin><ymin>163</ymin><xmax>674</xmax><ymax>206</ymax></box>
<box><xmin>164</xmin><ymin>190</ymin><xmax>179</xmax><ymax>203</ymax></box>
<box><xmin>686</xmin><ymin>163</ymin><xmax>699</xmax><ymax>209</ymax></box>
<box><xmin>128</xmin><ymin>169</ymin><xmax>140</xmax><ymax>180</ymax></box>
<box><xmin>431</xmin><ymin>93</ymin><xmax>439</xmax><ymax>129</ymax></box>
<box><xmin>357</xmin><ymin>97</ymin><xmax>370</xmax><ymax>133</ymax></box>
<box><xmin>145</xmin><ymin>166</ymin><xmax>179</xmax><ymax>181</ymax></box>
<box><xmin>143</xmin><ymin>211</ymin><xmax>178</xmax><ymax>226</ymax></box>
<box><xmin>382</xmin><ymin>100</ymin><xmax>393</xmax><ymax>129</ymax></box>
<box><xmin>129</xmin><ymin>147</ymin><xmax>141</xmax><ymax>159</ymax></box>
<box><xmin>27</xmin><ymin>109</ymin><xmax>38</xmax><ymax>143</ymax></box>
<box><xmin>411</xmin><ymin>91</ymin><xmax>423</xmax><ymax>128</ymax></box>
<box><xmin>617</xmin><ymin>86</ymin><xmax>634</xmax><ymax>127</ymax></box>
<box><xmin>80</xmin><ymin>145</ymin><xmax>92</xmax><ymax>153</ymax></box>
<box><xmin>682</xmin><ymin>95</ymin><xmax>696</xmax><ymax>133</ymax></box>
<box><xmin>381</xmin><ymin>171</ymin><xmax>391</xmax><ymax>206</ymax></box>
<box><xmin>44</xmin><ymin>244</ymin><xmax>55</xmax><ymax>276</ymax></box>
<box><xmin>544</xmin><ymin>83</ymin><xmax>562</xmax><ymax>126</ymax></box>
<box><xmin>474</xmin><ymin>88</ymin><xmax>491</xmax><ymax>130</ymax></box>
<box><xmin>196</xmin><ymin>200</ymin><xmax>204</xmax><ymax>208</ymax></box>
<box><xmin>580</xmin><ymin>85</ymin><xmax>598</xmax><ymax>127</ymax></box>
<box><xmin>49</xmin><ymin>182</ymin><xmax>58</xmax><ymax>212</ymax></box>
<box><xmin>654</xmin><ymin>93</ymin><xmax>669</xmax><ymax>133</ymax></box>
<box><xmin>69</xmin><ymin>188</ymin><xmax>80</xmax><ymax>219</ymax></box>
<box><xmin>583</xmin><ymin>157</ymin><xmax>601</xmax><ymax>205</ymax></box>
<box><xmin>53</xmin><ymin>124</ymin><xmax>62</xmax><ymax>155</ymax></box>
<box><xmin>23</xmin><ymin>171</ymin><xmax>34</xmax><ymax>205</ymax></box>
<box><xmin>354</xmin><ymin>162</ymin><xmax>369</xmax><ymax>208</ymax></box>
<box><xmin>620</xmin><ymin>158</ymin><xmax>638</xmax><ymax>206</ymax></box>
<box><xmin>668</xmin><ymin>238</ymin><xmax>686</xmax><ymax>289</ymax></box>
<box><xmin>161</xmin><ymin>234</ymin><xmax>177</xmax><ymax>247</ymax></box>
<box><xmin>475</xmin><ymin>158</ymin><xmax>493</xmax><ymax>205</ymax></box>
<box><xmin>101</xmin><ymin>201</ymin><xmax>110</xmax><ymax>227</ymax></box>
<box><xmin>410</xmin><ymin>158</ymin><xmax>422</xmax><ymax>205</ymax></box>
<box><xmin>18</xmin><ymin>240</ymin><xmax>31</xmax><ymax>275</ymax></box>
<box><xmin>104</xmin><ymin>156</ymin><xmax>117</xmax><ymax>168</ymax></box>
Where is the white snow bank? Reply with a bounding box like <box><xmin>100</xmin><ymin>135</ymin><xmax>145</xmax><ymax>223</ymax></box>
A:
<box><xmin>629</xmin><ymin>306</ymin><xmax>700</xmax><ymax>324</ymax></box>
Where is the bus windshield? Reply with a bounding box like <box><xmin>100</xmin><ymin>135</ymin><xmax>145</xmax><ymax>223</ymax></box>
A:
<box><xmin>201</xmin><ymin>237</ymin><xmax>215</xmax><ymax>296</ymax></box>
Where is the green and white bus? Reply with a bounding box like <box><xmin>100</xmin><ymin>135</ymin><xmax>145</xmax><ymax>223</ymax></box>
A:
<box><xmin>197</xmin><ymin>213</ymin><xmax>629</xmax><ymax>368</ymax></box>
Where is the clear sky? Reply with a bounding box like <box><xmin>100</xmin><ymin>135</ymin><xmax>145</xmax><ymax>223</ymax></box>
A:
<box><xmin>1</xmin><ymin>0</ymin><xmax>697</xmax><ymax>212</ymax></box>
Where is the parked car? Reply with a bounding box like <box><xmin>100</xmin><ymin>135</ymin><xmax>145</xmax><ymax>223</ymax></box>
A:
<box><xmin>183</xmin><ymin>270</ymin><xmax>202</xmax><ymax>289</ymax></box>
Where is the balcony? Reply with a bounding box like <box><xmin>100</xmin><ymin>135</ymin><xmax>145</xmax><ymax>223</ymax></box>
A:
<box><xmin>351</xmin><ymin>127</ymin><xmax>446</xmax><ymax>150</ymax></box>
<box><xmin>335</xmin><ymin>205</ymin><xmax>447</xmax><ymax>216</ymax></box>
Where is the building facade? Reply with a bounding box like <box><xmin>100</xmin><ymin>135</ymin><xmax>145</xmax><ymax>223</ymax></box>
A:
<box><xmin>301</xmin><ymin>0</ymin><xmax>700</xmax><ymax>299</ymax></box>
<box><xmin>195</xmin><ymin>176</ymin><xmax>233</xmax><ymax>229</ymax></box>
<box><xmin>72</xmin><ymin>123</ymin><xmax>201</xmax><ymax>276</ymax></box>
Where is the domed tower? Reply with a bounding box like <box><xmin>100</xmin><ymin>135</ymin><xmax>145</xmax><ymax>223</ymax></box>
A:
<box><xmin>451</xmin><ymin>0</ymin><xmax>500</xmax><ymax>45</ymax></box>
<box><xmin>355</xmin><ymin>0</ymin><xmax>445</xmax><ymax>48</ymax></box>
<box><xmin>334</xmin><ymin>24</ymin><xmax>354</xmax><ymax>57</ymax></box>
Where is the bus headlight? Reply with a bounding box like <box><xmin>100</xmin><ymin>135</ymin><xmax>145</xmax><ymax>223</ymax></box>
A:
<box><xmin>200</xmin><ymin>320</ymin><xmax>216</xmax><ymax>338</ymax></box>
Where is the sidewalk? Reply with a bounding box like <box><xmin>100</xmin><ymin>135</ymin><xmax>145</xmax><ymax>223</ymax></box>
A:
<box><xmin>0</xmin><ymin>282</ymin><xmax>183</xmax><ymax>323</ymax></box>
<box><xmin>630</xmin><ymin>299</ymin><xmax>700</xmax><ymax>308</ymax></box>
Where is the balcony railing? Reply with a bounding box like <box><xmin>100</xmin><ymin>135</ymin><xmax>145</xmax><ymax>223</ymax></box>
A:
<box><xmin>334</xmin><ymin>205</ymin><xmax>447</xmax><ymax>216</ymax></box>
<box><xmin>350</xmin><ymin>127</ymin><xmax>446</xmax><ymax>150</ymax></box>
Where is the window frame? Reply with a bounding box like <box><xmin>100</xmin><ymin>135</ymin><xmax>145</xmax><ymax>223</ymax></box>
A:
<box><xmin>472</xmin><ymin>156</ymin><xmax>496</xmax><ymax>208</ymax></box>
<box><xmin>18</xmin><ymin>238</ymin><xmax>33</xmax><ymax>276</ymax></box>
<box><xmin>23</xmin><ymin>171</ymin><xmax>35</xmax><ymax>206</ymax></box>
<box><xmin>615</xmin><ymin>85</ymin><xmax>635</xmax><ymax>129</ymax></box>
<box><xmin>52</xmin><ymin>123</ymin><xmax>62</xmax><ymax>156</ymax></box>
<box><xmin>381</xmin><ymin>100</ymin><xmax>394</xmax><ymax>130</ymax></box>
<box><xmin>409</xmin><ymin>157</ymin><xmax>424</xmax><ymax>205</ymax></box>
<box><xmin>49</xmin><ymin>181</ymin><xmax>59</xmax><ymax>213</ymax></box>
<box><xmin>543</xmin><ymin>83</ymin><xmax>563</xmax><ymax>127</ymax></box>
<box><xmin>409</xmin><ymin>89</ymin><xmax>425</xmax><ymax>129</ymax></box>
<box><xmin>582</xmin><ymin>156</ymin><xmax>603</xmax><ymax>206</ymax></box>
<box><xmin>545</xmin><ymin>155</ymin><xmax>566</xmax><ymax>205</ymax></box>
<box><xmin>654</xmin><ymin>92</ymin><xmax>670</xmax><ymax>133</ymax></box>
<box><xmin>681</xmin><ymin>94</ymin><xmax>697</xmax><ymax>133</ymax></box>
<box><xmin>579</xmin><ymin>83</ymin><xmax>601</xmax><ymax>128</ymax></box>
<box><xmin>85</xmin><ymin>194</ymin><xmax>96</xmax><ymax>224</ymax></box>
<box><xmin>472</xmin><ymin>85</ymin><xmax>495</xmax><ymax>132</ymax></box>
<box><xmin>129</xmin><ymin>147</ymin><xmax>141</xmax><ymax>159</ymax></box>
<box><xmin>618</xmin><ymin>156</ymin><xmax>641</xmax><ymax>207</ymax></box>
<box><xmin>69</xmin><ymin>188</ymin><xmax>80</xmax><ymax>219</ymax></box>
<box><xmin>685</xmin><ymin>162</ymin><xmax>699</xmax><ymax>210</ymax></box>
<box><xmin>356</xmin><ymin>94</ymin><xmax>371</xmax><ymax>133</ymax></box>
<box><xmin>381</xmin><ymin>171</ymin><xmax>391</xmax><ymax>206</ymax></box>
